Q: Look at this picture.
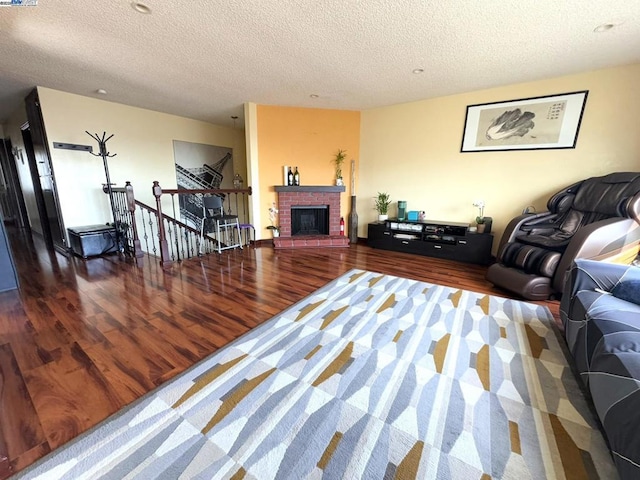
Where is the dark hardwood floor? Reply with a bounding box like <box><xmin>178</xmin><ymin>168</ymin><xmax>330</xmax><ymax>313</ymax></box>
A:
<box><xmin>0</xmin><ymin>227</ymin><xmax>560</xmax><ymax>477</ymax></box>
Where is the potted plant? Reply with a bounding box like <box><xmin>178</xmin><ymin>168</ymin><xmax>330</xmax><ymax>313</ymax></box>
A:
<box><xmin>375</xmin><ymin>192</ymin><xmax>391</xmax><ymax>221</ymax></box>
<box><xmin>267</xmin><ymin>202</ymin><xmax>280</xmax><ymax>237</ymax></box>
<box><xmin>473</xmin><ymin>200</ymin><xmax>486</xmax><ymax>233</ymax></box>
<box><xmin>333</xmin><ymin>149</ymin><xmax>346</xmax><ymax>186</ymax></box>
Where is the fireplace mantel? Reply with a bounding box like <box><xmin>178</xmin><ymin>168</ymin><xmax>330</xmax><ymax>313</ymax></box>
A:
<box><xmin>274</xmin><ymin>185</ymin><xmax>346</xmax><ymax>193</ymax></box>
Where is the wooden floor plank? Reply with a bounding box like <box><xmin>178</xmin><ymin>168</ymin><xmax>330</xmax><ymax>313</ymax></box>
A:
<box><xmin>0</xmin><ymin>344</ymin><xmax>47</xmax><ymax>461</ymax></box>
<box><xmin>0</xmin><ymin>228</ymin><xmax>561</xmax><ymax>477</ymax></box>
<box><xmin>23</xmin><ymin>358</ymin><xmax>121</xmax><ymax>450</ymax></box>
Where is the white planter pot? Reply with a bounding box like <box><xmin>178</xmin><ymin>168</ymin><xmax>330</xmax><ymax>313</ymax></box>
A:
<box><xmin>336</xmin><ymin>178</ymin><xmax>344</xmax><ymax>186</ymax></box>
<box><xmin>273</xmin><ymin>230</ymin><xmax>280</xmax><ymax>237</ymax></box>
<box><xmin>378</xmin><ymin>214</ymin><xmax>388</xmax><ymax>222</ymax></box>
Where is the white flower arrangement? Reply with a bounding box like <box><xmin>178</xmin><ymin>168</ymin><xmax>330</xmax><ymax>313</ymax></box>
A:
<box><xmin>267</xmin><ymin>202</ymin><xmax>280</xmax><ymax>231</ymax></box>
<box><xmin>473</xmin><ymin>200</ymin><xmax>486</xmax><ymax>224</ymax></box>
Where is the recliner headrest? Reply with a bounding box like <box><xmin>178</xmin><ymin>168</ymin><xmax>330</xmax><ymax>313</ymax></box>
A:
<box><xmin>601</xmin><ymin>172</ymin><xmax>640</xmax><ymax>184</ymax></box>
<box><xmin>572</xmin><ymin>172</ymin><xmax>640</xmax><ymax>217</ymax></box>
<box><xmin>547</xmin><ymin>180</ymin><xmax>583</xmax><ymax>213</ymax></box>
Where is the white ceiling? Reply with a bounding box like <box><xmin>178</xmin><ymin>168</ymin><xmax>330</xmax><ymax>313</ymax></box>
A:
<box><xmin>0</xmin><ymin>0</ymin><xmax>639</xmax><ymax>128</ymax></box>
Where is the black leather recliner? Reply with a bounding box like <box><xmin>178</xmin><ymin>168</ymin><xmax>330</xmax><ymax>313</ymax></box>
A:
<box><xmin>486</xmin><ymin>172</ymin><xmax>640</xmax><ymax>300</ymax></box>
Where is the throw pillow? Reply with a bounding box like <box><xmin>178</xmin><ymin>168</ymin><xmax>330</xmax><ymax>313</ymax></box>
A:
<box><xmin>612</xmin><ymin>279</ymin><xmax>640</xmax><ymax>306</ymax></box>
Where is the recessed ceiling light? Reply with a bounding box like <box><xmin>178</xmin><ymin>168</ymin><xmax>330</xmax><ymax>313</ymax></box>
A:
<box><xmin>594</xmin><ymin>23</ymin><xmax>615</xmax><ymax>33</ymax></box>
<box><xmin>310</xmin><ymin>94</ymin><xmax>319</xmax><ymax>98</ymax></box>
<box><xmin>412</xmin><ymin>68</ymin><xmax>424</xmax><ymax>74</ymax></box>
<box><xmin>96</xmin><ymin>88</ymin><xmax>107</xmax><ymax>95</ymax></box>
<box><xmin>131</xmin><ymin>2</ymin><xmax>151</xmax><ymax>14</ymax></box>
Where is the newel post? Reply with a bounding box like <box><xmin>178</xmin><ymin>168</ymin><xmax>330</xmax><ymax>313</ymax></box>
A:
<box><xmin>152</xmin><ymin>181</ymin><xmax>172</xmax><ymax>269</ymax></box>
<box><xmin>125</xmin><ymin>181</ymin><xmax>144</xmax><ymax>259</ymax></box>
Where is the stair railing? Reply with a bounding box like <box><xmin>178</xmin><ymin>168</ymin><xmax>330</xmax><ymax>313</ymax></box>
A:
<box><xmin>103</xmin><ymin>181</ymin><xmax>143</xmax><ymax>260</ymax></box>
<box><xmin>104</xmin><ymin>181</ymin><xmax>252</xmax><ymax>268</ymax></box>
<box><xmin>153</xmin><ymin>181</ymin><xmax>253</xmax><ymax>268</ymax></box>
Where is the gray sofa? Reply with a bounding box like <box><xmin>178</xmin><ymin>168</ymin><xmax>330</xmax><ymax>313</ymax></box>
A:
<box><xmin>561</xmin><ymin>258</ymin><xmax>640</xmax><ymax>479</ymax></box>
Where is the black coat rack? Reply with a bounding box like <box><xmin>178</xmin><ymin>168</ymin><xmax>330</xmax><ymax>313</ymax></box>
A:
<box><xmin>86</xmin><ymin>131</ymin><xmax>121</xmax><ymax>252</ymax></box>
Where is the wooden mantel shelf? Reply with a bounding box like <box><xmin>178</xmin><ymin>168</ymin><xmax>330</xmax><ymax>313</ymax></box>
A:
<box><xmin>274</xmin><ymin>185</ymin><xmax>346</xmax><ymax>193</ymax></box>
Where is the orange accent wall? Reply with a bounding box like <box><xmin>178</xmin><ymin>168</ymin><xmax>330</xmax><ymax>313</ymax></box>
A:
<box><xmin>256</xmin><ymin>105</ymin><xmax>360</xmax><ymax>237</ymax></box>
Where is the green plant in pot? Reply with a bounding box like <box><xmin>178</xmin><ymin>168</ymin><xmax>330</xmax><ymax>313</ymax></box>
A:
<box><xmin>375</xmin><ymin>192</ymin><xmax>391</xmax><ymax>221</ymax></box>
<box><xmin>333</xmin><ymin>149</ymin><xmax>346</xmax><ymax>186</ymax></box>
<box><xmin>473</xmin><ymin>200</ymin><xmax>486</xmax><ymax>232</ymax></box>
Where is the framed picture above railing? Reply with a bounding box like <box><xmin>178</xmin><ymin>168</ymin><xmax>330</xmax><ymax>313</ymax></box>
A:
<box><xmin>460</xmin><ymin>90</ymin><xmax>588</xmax><ymax>152</ymax></box>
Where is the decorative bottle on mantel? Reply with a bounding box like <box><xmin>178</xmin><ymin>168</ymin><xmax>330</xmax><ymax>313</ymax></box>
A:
<box><xmin>294</xmin><ymin>167</ymin><xmax>300</xmax><ymax>186</ymax></box>
<box><xmin>287</xmin><ymin>167</ymin><xmax>294</xmax><ymax>186</ymax></box>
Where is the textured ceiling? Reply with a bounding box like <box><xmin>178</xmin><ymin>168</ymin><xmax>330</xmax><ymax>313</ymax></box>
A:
<box><xmin>0</xmin><ymin>0</ymin><xmax>639</xmax><ymax>127</ymax></box>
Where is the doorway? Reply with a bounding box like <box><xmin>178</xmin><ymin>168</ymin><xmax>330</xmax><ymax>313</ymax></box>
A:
<box><xmin>0</xmin><ymin>138</ymin><xmax>30</xmax><ymax>229</ymax></box>
<box><xmin>22</xmin><ymin>88</ymin><xmax>67</xmax><ymax>252</ymax></box>
<box><xmin>21</xmin><ymin>124</ymin><xmax>66</xmax><ymax>252</ymax></box>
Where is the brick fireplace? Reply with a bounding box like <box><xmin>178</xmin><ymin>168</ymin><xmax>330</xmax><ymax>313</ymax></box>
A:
<box><xmin>273</xmin><ymin>185</ymin><xmax>350</xmax><ymax>249</ymax></box>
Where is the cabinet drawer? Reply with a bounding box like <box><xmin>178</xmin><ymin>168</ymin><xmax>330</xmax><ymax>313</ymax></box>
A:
<box><xmin>368</xmin><ymin>223</ymin><xmax>392</xmax><ymax>249</ymax></box>
<box><xmin>423</xmin><ymin>242</ymin><xmax>457</xmax><ymax>259</ymax></box>
<box><xmin>455</xmin><ymin>234</ymin><xmax>493</xmax><ymax>264</ymax></box>
<box><xmin>392</xmin><ymin>237</ymin><xmax>423</xmax><ymax>253</ymax></box>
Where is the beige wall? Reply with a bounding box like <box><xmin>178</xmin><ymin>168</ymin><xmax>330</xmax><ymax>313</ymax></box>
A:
<box><xmin>4</xmin><ymin>65</ymin><xmax>639</xmax><ymax>252</ymax></box>
<box><xmin>13</xmin><ymin>87</ymin><xmax>246</xmax><ymax>236</ymax></box>
<box><xmin>359</xmin><ymin>64</ymin><xmax>640</xmax><ymax>251</ymax></box>
<box><xmin>255</xmin><ymin>105</ymin><xmax>360</xmax><ymax>238</ymax></box>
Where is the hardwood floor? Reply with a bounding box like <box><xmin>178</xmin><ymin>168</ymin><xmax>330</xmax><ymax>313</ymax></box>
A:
<box><xmin>0</xmin><ymin>227</ymin><xmax>560</xmax><ymax>477</ymax></box>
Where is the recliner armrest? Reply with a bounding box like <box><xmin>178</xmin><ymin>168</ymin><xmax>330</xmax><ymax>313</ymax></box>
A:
<box><xmin>622</xmin><ymin>191</ymin><xmax>640</xmax><ymax>224</ymax></box>
<box><xmin>497</xmin><ymin>212</ymin><xmax>551</xmax><ymax>257</ymax></box>
<box><xmin>521</xmin><ymin>213</ymin><xmax>559</xmax><ymax>228</ymax></box>
<box><xmin>552</xmin><ymin>218</ymin><xmax>640</xmax><ymax>292</ymax></box>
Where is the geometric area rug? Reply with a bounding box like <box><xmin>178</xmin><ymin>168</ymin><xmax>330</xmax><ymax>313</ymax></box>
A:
<box><xmin>14</xmin><ymin>270</ymin><xmax>617</xmax><ymax>479</ymax></box>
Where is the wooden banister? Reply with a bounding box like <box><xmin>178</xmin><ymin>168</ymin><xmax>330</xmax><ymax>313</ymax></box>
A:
<box><xmin>125</xmin><ymin>181</ymin><xmax>143</xmax><ymax>259</ymax></box>
<box><xmin>153</xmin><ymin>181</ymin><xmax>172</xmax><ymax>269</ymax></box>
<box><xmin>161</xmin><ymin>187</ymin><xmax>252</xmax><ymax>196</ymax></box>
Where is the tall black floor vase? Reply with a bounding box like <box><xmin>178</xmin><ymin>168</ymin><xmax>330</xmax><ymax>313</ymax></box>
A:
<box><xmin>348</xmin><ymin>195</ymin><xmax>358</xmax><ymax>244</ymax></box>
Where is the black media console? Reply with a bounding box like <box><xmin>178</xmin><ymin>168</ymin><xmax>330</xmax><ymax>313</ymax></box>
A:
<box><xmin>367</xmin><ymin>219</ymin><xmax>493</xmax><ymax>265</ymax></box>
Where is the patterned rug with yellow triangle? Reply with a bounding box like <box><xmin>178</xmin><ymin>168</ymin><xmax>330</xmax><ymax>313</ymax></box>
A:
<box><xmin>16</xmin><ymin>269</ymin><xmax>616</xmax><ymax>479</ymax></box>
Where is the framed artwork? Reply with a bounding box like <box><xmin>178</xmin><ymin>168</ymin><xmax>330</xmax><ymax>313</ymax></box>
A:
<box><xmin>460</xmin><ymin>90</ymin><xmax>588</xmax><ymax>152</ymax></box>
<box><xmin>173</xmin><ymin>140</ymin><xmax>233</xmax><ymax>228</ymax></box>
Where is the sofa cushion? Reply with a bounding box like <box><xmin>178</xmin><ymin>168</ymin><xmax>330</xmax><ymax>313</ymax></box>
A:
<box><xmin>587</xmin><ymin>331</ymin><xmax>640</xmax><ymax>478</ymax></box>
<box><xmin>612</xmin><ymin>279</ymin><xmax>640</xmax><ymax>306</ymax></box>
<box><xmin>591</xmin><ymin>374</ymin><xmax>640</xmax><ymax>478</ymax></box>
<box><xmin>589</xmin><ymin>331</ymin><xmax>640</xmax><ymax>386</ymax></box>
<box><xmin>560</xmin><ymin>258</ymin><xmax>640</xmax><ymax>479</ymax></box>
<box><xmin>566</xmin><ymin>292</ymin><xmax>640</xmax><ymax>382</ymax></box>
